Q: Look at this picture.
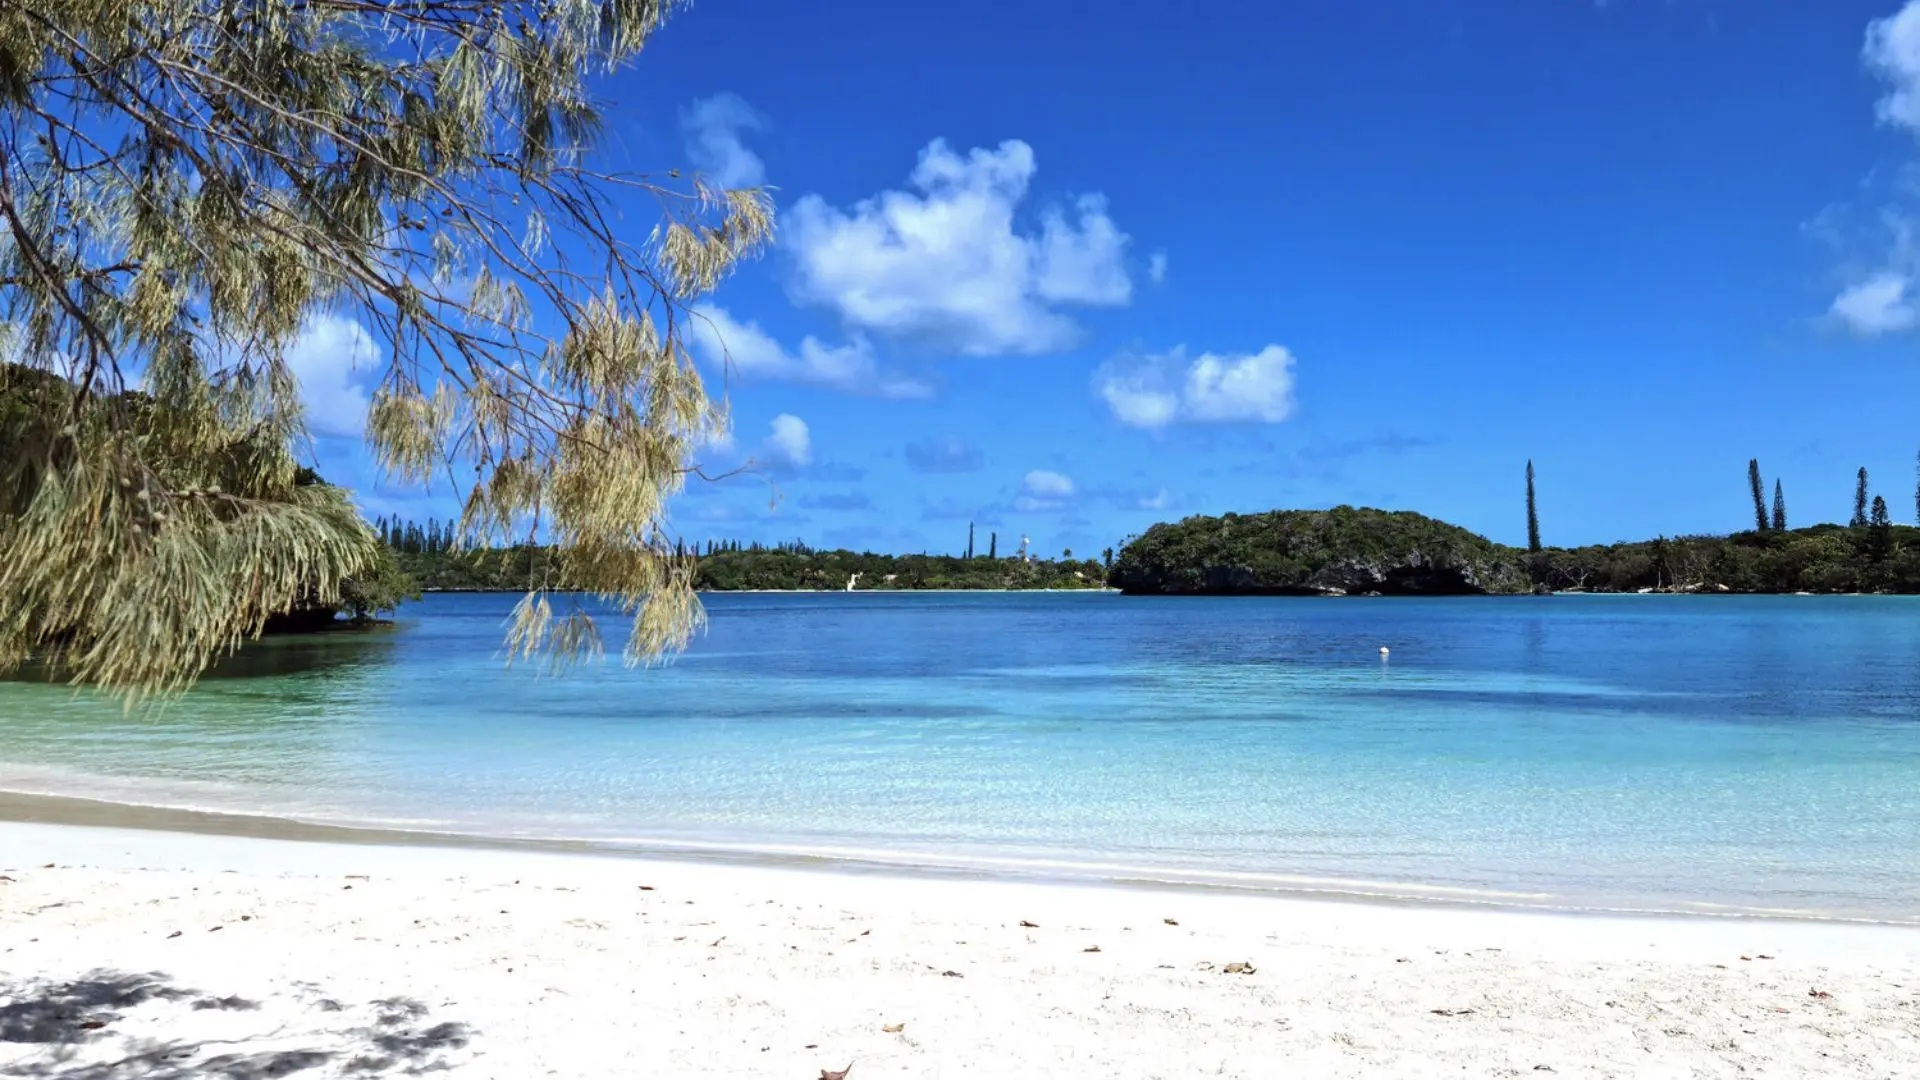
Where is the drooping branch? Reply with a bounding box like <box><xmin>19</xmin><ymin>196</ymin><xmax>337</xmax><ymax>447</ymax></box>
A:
<box><xmin>0</xmin><ymin>0</ymin><xmax>774</xmax><ymax>693</ymax></box>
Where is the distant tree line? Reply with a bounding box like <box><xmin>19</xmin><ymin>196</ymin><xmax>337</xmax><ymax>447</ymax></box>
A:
<box><xmin>375</xmin><ymin>516</ymin><xmax>459</xmax><ymax>555</ymax></box>
<box><xmin>376</xmin><ymin>518</ymin><xmax>1106</xmax><ymax>593</ymax></box>
<box><xmin>380</xmin><ymin>450</ymin><xmax>1920</xmax><ymax>604</ymax></box>
<box><xmin>694</xmin><ymin>549</ymin><xmax>1104</xmax><ymax>592</ymax></box>
<box><xmin>1514</xmin><ymin>455</ymin><xmax>1920</xmax><ymax>593</ymax></box>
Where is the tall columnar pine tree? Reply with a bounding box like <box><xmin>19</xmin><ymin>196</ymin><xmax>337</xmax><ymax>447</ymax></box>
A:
<box><xmin>989</xmin><ymin>532</ymin><xmax>998</xmax><ymax>560</ymax></box>
<box><xmin>1870</xmin><ymin>495</ymin><xmax>1894</xmax><ymax>561</ymax></box>
<box><xmin>1747</xmin><ymin>459</ymin><xmax>1768</xmax><ymax>533</ymax></box>
<box><xmin>1525</xmin><ymin>460</ymin><xmax>1541</xmax><ymax>553</ymax></box>
<box><xmin>1853</xmin><ymin>468</ymin><xmax>1872</xmax><ymax>529</ymax></box>
<box><xmin>1772</xmin><ymin>480</ymin><xmax>1787</xmax><ymax>532</ymax></box>
<box><xmin>967</xmin><ymin>522</ymin><xmax>975</xmax><ymax>560</ymax></box>
<box><xmin>1914</xmin><ymin>450</ymin><xmax>1920</xmax><ymax>525</ymax></box>
<box><xmin>0</xmin><ymin>0</ymin><xmax>775</xmax><ymax>694</ymax></box>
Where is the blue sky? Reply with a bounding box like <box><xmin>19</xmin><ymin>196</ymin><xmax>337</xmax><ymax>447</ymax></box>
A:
<box><xmin>301</xmin><ymin>0</ymin><xmax>1920</xmax><ymax>557</ymax></box>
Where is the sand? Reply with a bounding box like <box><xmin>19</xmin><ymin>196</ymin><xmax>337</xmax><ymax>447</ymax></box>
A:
<box><xmin>2</xmin><ymin>821</ymin><xmax>1917</xmax><ymax>1079</ymax></box>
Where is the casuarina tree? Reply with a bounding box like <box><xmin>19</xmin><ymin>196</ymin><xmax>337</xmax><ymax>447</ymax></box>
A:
<box><xmin>0</xmin><ymin>0</ymin><xmax>773</xmax><ymax>694</ymax></box>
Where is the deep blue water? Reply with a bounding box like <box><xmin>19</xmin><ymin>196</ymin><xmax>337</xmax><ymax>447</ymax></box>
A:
<box><xmin>2</xmin><ymin>592</ymin><xmax>1918</xmax><ymax>919</ymax></box>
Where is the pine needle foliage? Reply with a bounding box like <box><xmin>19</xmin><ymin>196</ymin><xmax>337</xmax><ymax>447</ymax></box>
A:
<box><xmin>0</xmin><ymin>363</ymin><xmax>379</xmax><ymax>698</ymax></box>
<box><xmin>0</xmin><ymin>0</ymin><xmax>773</xmax><ymax>693</ymax></box>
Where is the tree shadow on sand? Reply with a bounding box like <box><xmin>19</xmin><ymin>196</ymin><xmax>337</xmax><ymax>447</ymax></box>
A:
<box><xmin>0</xmin><ymin>970</ymin><xmax>469</xmax><ymax>1079</ymax></box>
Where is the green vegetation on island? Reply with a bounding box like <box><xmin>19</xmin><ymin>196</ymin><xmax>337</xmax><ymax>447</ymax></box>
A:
<box><xmin>1111</xmin><ymin>506</ymin><xmax>1920</xmax><ymax>597</ymax></box>
<box><xmin>1530</xmin><ymin>524</ymin><xmax>1920</xmax><ymax>594</ymax></box>
<box><xmin>1109</xmin><ymin>507</ymin><xmax>1530</xmax><ymax>596</ymax></box>
<box><xmin>1528</xmin><ymin>457</ymin><xmax>1920</xmax><ymax>594</ymax></box>
<box><xmin>379</xmin><ymin>451</ymin><xmax>1920</xmax><ymax>601</ymax></box>
<box><xmin>376</xmin><ymin>521</ymin><xmax>1108</xmax><ymax>592</ymax></box>
<box><xmin>1111</xmin><ymin>459</ymin><xmax>1920</xmax><ymax>597</ymax></box>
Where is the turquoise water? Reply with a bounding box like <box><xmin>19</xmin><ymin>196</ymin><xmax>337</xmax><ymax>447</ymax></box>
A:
<box><xmin>2</xmin><ymin>592</ymin><xmax>1918</xmax><ymax>920</ymax></box>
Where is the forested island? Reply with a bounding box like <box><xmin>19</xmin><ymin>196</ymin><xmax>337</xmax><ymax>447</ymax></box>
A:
<box><xmin>1109</xmin><ymin>507</ymin><xmax>1528</xmax><ymax>596</ymax></box>
<box><xmin>1111</xmin><ymin>506</ymin><xmax>1920</xmax><ymax>596</ymax></box>
<box><xmin>376</xmin><ymin>499</ymin><xmax>1920</xmax><ymax>599</ymax></box>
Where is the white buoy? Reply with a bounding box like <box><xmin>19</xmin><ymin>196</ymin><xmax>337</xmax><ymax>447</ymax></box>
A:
<box><xmin>1379</xmin><ymin>646</ymin><xmax>1390</xmax><ymax>657</ymax></box>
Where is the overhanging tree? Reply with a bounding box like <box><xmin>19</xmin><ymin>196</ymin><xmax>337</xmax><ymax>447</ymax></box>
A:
<box><xmin>0</xmin><ymin>0</ymin><xmax>772</xmax><ymax>694</ymax></box>
<box><xmin>1747</xmin><ymin>459</ymin><xmax>1768</xmax><ymax>533</ymax></box>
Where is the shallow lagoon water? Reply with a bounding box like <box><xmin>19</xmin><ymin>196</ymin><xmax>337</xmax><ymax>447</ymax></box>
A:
<box><xmin>1</xmin><ymin>592</ymin><xmax>1917</xmax><ymax>920</ymax></box>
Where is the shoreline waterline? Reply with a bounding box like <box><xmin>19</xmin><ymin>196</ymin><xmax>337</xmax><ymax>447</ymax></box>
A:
<box><xmin>6</xmin><ymin>593</ymin><xmax>1918</xmax><ymax>927</ymax></box>
<box><xmin>3</xmin><ymin>787</ymin><xmax>1911</xmax><ymax>928</ymax></box>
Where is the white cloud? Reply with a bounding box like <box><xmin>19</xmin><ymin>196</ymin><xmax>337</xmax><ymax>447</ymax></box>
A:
<box><xmin>1814</xmin><ymin>10</ymin><xmax>1920</xmax><ymax>337</ymax></box>
<box><xmin>285</xmin><ymin>313</ymin><xmax>378</xmax><ymax>437</ymax></box>
<box><xmin>1147</xmin><ymin>251</ymin><xmax>1168</xmax><ymax>285</ymax></box>
<box><xmin>1867</xmin><ymin>3</ymin><xmax>1920</xmax><ymax>134</ymax></box>
<box><xmin>688</xmin><ymin>305</ymin><xmax>932</xmax><ymax>399</ymax></box>
<box><xmin>784</xmin><ymin>139</ymin><xmax>1133</xmax><ymax>356</ymax></box>
<box><xmin>1831</xmin><ymin>271</ymin><xmax>1919</xmax><ymax>335</ymax></box>
<box><xmin>1137</xmin><ymin>488</ymin><xmax>1171</xmax><ymax>511</ymax></box>
<box><xmin>1014</xmin><ymin>469</ymin><xmax>1076</xmax><ymax>512</ymax></box>
<box><xmin>1096</xmin><ymin>345</ymin><xmax>1299</xmax><ymax>430</ymax></box>
<box><xmin>682</xmin><ymin>93</ymin><xmax>767</xmax><ymax>189</ymax></box>
<box><xmin>688</xmin><ymin>305</ymin><xmax>931</xmax><ymax>399</ymax></box>
<box><xmin>1022</xmin><ymin>469</ymin><xmax>1075</xmax><ymax>498</ymax></box>
<box><xmin>764</xmin><ymin>413</ymin><xmax>812</xmax><ymax>469</ymax></box>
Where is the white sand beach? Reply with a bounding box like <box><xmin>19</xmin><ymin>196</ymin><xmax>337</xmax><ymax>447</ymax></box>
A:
<box><xmin>2</xmin><ymin>821</ymin><xmax>1917</xmax><ymax>1079</ymax></box>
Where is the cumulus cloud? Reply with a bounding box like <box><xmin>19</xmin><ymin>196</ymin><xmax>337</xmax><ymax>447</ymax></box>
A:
<box><xmin>1817</xmin><ymin>16</ymin><xmax>1920</xmax><ymax>338</ymax></box>
<box><xmin>784</xmin><ymin>139</ymin><xmax>1133</xmax><ymax>355</ymax></box>
<box><xmin>689</xmin><ymin>305</ymin><xmax>932</xmax><ymax>399</ymax></box>
<box><xmin>1022</xmin><ymin>469</ymin><xmax>1075</xmax><ymax>498</ymax></box>
<box><xmin>1096</xmin><ymin>345</ymin><xmax>1299</xmax><ymax>430</ymax></box>
<box><xmin>1014</xmin><ymin>469</ymin><xmax>1076</xmax><ymax>513</ymax></box>
<box><xmin>1867</xmin><ymin>3</ymin><xmax>1920</xmax><ymax>134</ymax></box>
<box><xmin>763</xmin><ymin>414</ymin><xmax>812</xmax><ymax>469</ymax></box>
<box><xmin>904</xmin><ymin>435</ymin><xmax>985</xmax><ymax>473</ymax></box>
<box><xmin>1147</xmin><ymin>251</ymin><xmax>1168</xmax><ymax>285</ymax></box>
<box><xmin>1831</xmin><ymin>271</ymin><xmax>1919</xmax><ymax>335</ymax></box>
<box><xmin>285</xmin><ymin>313</ymin><xmax>378</xmax><ymax>437</ymax></box>
<box><xmin>681</xmin><ymin>93</ymin><xmax>767</xmax><ymax>189</ymax></box>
